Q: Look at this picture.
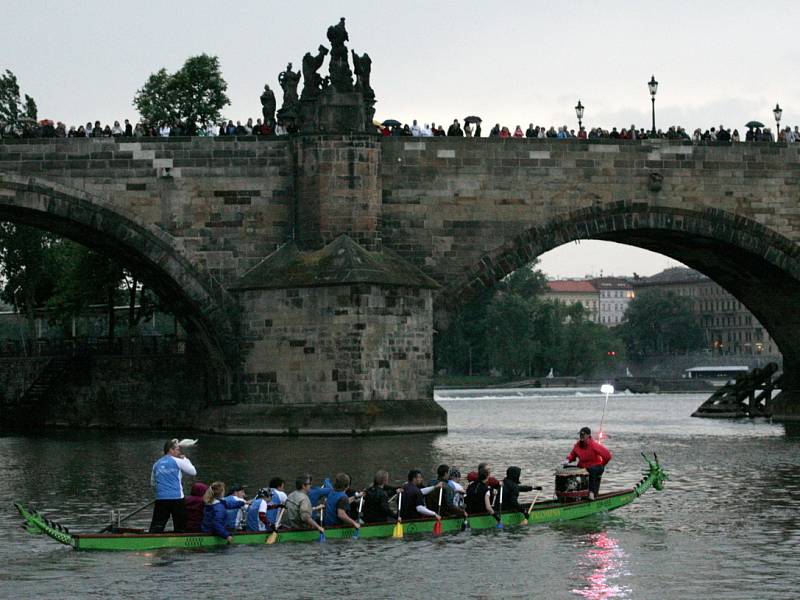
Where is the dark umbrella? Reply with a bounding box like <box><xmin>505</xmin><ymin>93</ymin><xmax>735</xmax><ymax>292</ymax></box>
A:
<box><xmin>381</xmin><ymin>119</ymin><xmax>402</xmax><ymax>127</ymax></box>
<box><xmin>464</xmin><ymin>116</ymin><xmax>482</xmax><ymax>124</ymax></box>
<box><xmin>745</xmin><ymin>121</ymin><xmax>764</xmax><ymax>129</ymax></box>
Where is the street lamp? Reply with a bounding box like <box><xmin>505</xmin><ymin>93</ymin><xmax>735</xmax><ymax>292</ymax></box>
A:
<box><xmin>648</xmin><ymin>75</ymin><xmax>658</xmax><ymax>135</ymax></box>
<box><xmin>575</xmin><ymin>100</ymin><xmax>585</xmax><ymax>131</ymax></box>
<box><xmin>773</xmin><ymin>103</ymin><xmax>782</xmax><ymax>139</ymax></box>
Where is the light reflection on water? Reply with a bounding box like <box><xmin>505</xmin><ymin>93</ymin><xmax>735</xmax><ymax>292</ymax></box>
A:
<box><xmin>1</xmin><ymin>391</ymin><xmax>799</xmax><ymax>599</ymax></box>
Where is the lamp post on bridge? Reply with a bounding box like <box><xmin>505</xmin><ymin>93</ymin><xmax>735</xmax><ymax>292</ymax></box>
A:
<box><xmin>575</xmin><ymin>100</ymin><xmax>585</xmax><ymax>132</ymax></box>
<box><xmin>773</xmin><ymin>103</ymin><xmax>782</xmax><ymax>140</ymax></box>
<box><xmin>648</xmin><ymin>75</ymin><xmax>658</xmax><ymax>136</ymax></box>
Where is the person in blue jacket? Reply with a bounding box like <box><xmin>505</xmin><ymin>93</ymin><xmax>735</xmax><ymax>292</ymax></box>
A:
<box><xmin>201</xmin><ymin>481</ymin><xmax>245</xmax><ymax>542</ymax></box>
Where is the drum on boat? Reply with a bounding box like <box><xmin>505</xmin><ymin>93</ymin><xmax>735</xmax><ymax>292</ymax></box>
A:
<box><xmin>554</xmin><ymin>466</ymin><xmax>589</xmax><ymax>502</ymax></box>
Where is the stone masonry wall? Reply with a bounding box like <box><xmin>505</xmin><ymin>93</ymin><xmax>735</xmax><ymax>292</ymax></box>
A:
<box><xmin>0</xmin><ymin>136</ymin><xmax>294</xmax><ymax>285</ymax></box>
<box><xmin>222</xmin><ymin>283</ymin><xmax>443</xmax><ymax>433</ymax></box>
<box><xmin>294</xmin><ymin>135</ymin><xmax>381</xmax><ymax>250</ymax></box>
<box><xmin>379</xmin><ymin>137</ymin><xmax>800</xmax><ymax>290</ymax></box>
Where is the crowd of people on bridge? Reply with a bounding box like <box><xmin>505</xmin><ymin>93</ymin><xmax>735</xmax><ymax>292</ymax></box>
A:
<box><xmin>3</xmin><ymin>115</ymin><xmax>799</xmax><ymax>145</ymax></box>
<box><xmin>148</xmin><ymin>428</ymin><xmax>612</xmax><ymax>541</ymax></box>
<box><xmin>380</xmin><ymin>119</ymin><xmax>800</xmax><ymax>143</ymax></box>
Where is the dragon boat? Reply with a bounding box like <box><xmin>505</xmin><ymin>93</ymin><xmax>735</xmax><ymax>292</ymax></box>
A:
<box><xmin>16</xmin><ymin>454</ymin><xmax>666</xmax><ymax>552</ymax></box>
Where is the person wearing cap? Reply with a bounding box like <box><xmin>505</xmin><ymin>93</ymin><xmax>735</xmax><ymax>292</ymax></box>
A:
<box><xmin>564</xmin><ymin>427</ymin><xmax>613</xmax><ymax>500</ymax></box>
<box><xmin>223</xmin><ymin>483</ymin><xmax>247</xmax><ymax>530</ymax></box>
<box><xmin>285</xmin><ymin>474</ymin><xmax>325</xmax><ymax>533</ymax></box>
<box><xmin>149</xmin><ymin>438</ymin><xmax>197</xmax><ymax>533</ymax></box>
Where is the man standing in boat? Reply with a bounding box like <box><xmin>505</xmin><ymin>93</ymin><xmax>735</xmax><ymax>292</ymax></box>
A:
<box><xmin>149</xmin><ymin>439</ymin><xmax>197</xmax><ymax>533</ymax></box>
<box><xmin>565</xmin><ymin>427</ymin><xmax>612</xmax><ymax>500</ymax></box>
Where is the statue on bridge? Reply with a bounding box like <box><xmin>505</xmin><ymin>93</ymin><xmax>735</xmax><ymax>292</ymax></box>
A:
<box><xmin>277</xmin><ymin>62</ymin><xmax>301</xmax><ymax>129</ymax></box>
<box><xmin>327</xmin><ymin>17</ymin><xmax>353</xmax><ymax>93</ymax></box>
<box><xmin>301</xmin><ymin>45</ymin><xmax>329</xmax><ymax>101</ymax></box>
<box><xmin>260</xmin><ymin>84</ymin><xmax>276</xmax><ymax>127</ymax></box>
<box><xmin>352</xmin><ymin>50</ymin><xmax>373</xmax><ymax>101</ymax></box>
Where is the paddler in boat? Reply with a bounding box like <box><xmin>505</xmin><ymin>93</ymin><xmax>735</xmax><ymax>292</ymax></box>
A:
<box><xmin>201</xmin><ymin>481</ymin><xmax>245</xmax><ymax>543</ymax></box>
<box><xmin>223</xmin><ymin>483</ymin><xmax>247</xmax><ymax>531</ymax></box>
<box><xmin>426</xmin><ymin>464</ymin><xmax>466</xmax><ymax>518</ymax></box>
<box><xmin>322</xmin><ymin>473</ymin><xmax>361</xmax><ymax>530</ymax></box>
<box><xmin>465</xmin><ymin>467</ymin><xmax>501</xmax><ymax>522</ymax></box>
<box><xmin>497</xmin><ymin>467</ymin><xmax>542</xmax><ymax>515</ymax></box>
<box><xmin>285</xmin><ymin>474</ymin><xmax>325</xmax><ymax>534</ymax></box>
<box><xmin>466</xmin><ymin>463</ymin><xmax>501</xmax><ymax>490</ymax></box>
<box><xmin>149</xmin><ymin>438</ymin><xmax>198</xmax><ymax>533</ymax></box>
<box><xmin>400</xmin><ymin>469</ymin><xmax>443</xmax><ymax>521</ymax></box>
<box><xmin>564</xmin><ymin>426</ymin><xmax>613</xmax><ymax>500</ymax></box>
<box><xmin>362</xmin><ymin>470</ymin><xmax>398</xmax><ymax>524</ymax></box>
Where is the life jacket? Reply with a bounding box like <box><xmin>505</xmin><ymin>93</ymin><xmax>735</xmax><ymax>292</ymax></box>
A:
<box><xmin>323</xmin><ymin>490</ymin><xmax>348</xmax><ymax>526</ymax></box>
<box><xmin>266</xmin><ymin>489</ymin><xmax>284</xmax><ymax>525</ymax></box>
<box><xmin>245</xmin><ymin>498</ymin><xmax>268</xmax><ymax>532</ymax></box>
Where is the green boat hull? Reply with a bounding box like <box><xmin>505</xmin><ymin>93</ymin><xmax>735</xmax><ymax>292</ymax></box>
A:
<box><xmin>16</xmin><ymin>454</ymin><xmax>667</xmax><ymax>552</ymax></box>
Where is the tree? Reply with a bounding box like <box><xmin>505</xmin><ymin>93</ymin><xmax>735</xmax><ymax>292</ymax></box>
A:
<box><xmin>618</xmin><ymin>289</ymin><xmax>705</xmax><ymax>358</ymax></box>
<box><xmin>45</xmin><ymin>243</ymin><xmax>124</xmax><ymax>340</ymax></box>
<box><xmin>133</xmin><ymin>54</ymin><xmax>229</xmax><ymax>127</ymax></box>
<box><xmin>0</xmin><ymin>223</ymin><xmax>61</xmax><ymax>339</ymax></box>
<box><xmin>0</xmin><ymin>69</ymin><xmax>36</xmax><ymax>134</ymax></box>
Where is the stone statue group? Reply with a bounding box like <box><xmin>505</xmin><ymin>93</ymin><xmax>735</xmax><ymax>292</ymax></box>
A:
<box><xmin>260</xmin><ymin>18</ymin><xmax>374</xmax><ymax>134</ymax></box>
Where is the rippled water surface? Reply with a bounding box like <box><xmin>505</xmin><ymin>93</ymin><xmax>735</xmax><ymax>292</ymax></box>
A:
<box><xmin>2</xmin><ymin>390</ymin><xmax>799</xmax><ymax>599</ymax></box>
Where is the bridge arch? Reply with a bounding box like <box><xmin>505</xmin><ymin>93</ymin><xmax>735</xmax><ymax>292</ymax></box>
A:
<box><xmin>0</xmin><ymin>173</ymin><xmax>239</xmax><ymax>399</ymax></box>
<box><xmin>438</xmin><ymin>202</ymin><xmax>800</xmax><ymax>383</ymax></box>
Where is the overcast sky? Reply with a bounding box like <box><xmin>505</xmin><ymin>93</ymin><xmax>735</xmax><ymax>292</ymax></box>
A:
<box><xmin>3</xmin><ymin>0</ymin><xmax>798</xmax><ymax>278</ymax></box>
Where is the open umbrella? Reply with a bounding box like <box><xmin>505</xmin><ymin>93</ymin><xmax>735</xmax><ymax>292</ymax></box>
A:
<box><xmin>464</xmin><ymin>116</ymin><xmax>482</xmax><ymax>124</ymax></box>
<box><xmin>381</xmin><ymin>119</ymin><xmax>402</xmax><ymax>127</ymax></box>
<box><xmin>745</xmin><ymin>121</ymin><xmax>764</xmax><ymax>129</ymax></box>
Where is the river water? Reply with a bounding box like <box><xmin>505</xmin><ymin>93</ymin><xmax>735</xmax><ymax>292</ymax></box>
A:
<box><xmin>1</xmin><ymin>389</ymin><xmax>799</xmax><ymax>599</ymax></box>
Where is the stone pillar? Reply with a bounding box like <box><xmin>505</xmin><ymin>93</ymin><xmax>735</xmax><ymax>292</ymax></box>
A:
<box><xmin>217</xmin><ymin>235</ymin><xmax>446</xmax><ymax>434</ymax></box>
<box><xmin>294</xmin><ymin>135</ymin><xmax>381</xmax><ymax>250</ymax></box>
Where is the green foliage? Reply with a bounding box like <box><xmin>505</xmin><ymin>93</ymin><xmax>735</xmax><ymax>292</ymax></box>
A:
<box><xmin>23</xmin><ymin>94</ymin><xmax>37</xmax><ymax>121</ymax></box>
<box><xmin>45</xmin><ymin>243</ymin><xmax>123</xmax><ymax>325</ymax></box>
<box><xmin>0</xmin><ymin>223</ymin><xmax>62</xmax><ymax>335</ymax></box>
<box><xmin>133</xmin><ymin>54</ymin><xmax>229</xmax><ymax>126</ymax></box>
<box><xmin>0</xmin><ymin>69</ymin><xmax>36</xmax><ymax>133</ymax></box>
<box><xmin>435</xmin><ymin>264</ymin><xmax>625</xmax><ymax>379</ymax></box>
<box><xmin>618</xmin><ymin>289</ymin><xmax>705</xmax><ymax>357</ymax></box>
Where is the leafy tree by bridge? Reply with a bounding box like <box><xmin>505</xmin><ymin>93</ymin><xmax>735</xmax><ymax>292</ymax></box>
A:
<box><xmin>133</xmin><ymin>54</ymin><xmax>229</xmax><ymax>128</ymax></box>
<box><xmin>618</xmin><ymin>288</ymin><xmax>705</xmax><ymax>357</ymax></box>
<box><xmin>0</xmin><ymin>69</ymin><xmax>37</xmax><ymax>135</ymax></box>
<box><xmin>434</xmin><ymin>264</ymin><xmax>624</xmax><ymax>378</ymax></box>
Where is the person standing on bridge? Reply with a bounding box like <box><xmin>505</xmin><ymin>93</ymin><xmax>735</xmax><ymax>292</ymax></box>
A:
<box><xmin>149</xmin><ymin>439</ymin><xmax>197</xmax><ymax>533</ymax></box>
<box><xmin>564</xmin><ymin>427</ymin><xmax>612</xmax><ymax>500</ymax></box>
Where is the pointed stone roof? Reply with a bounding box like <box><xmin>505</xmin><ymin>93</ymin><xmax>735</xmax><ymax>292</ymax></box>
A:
<box><xmin>232</xmin><ymin>234</ymin><xmax>439</xmax><ymax>291</ymax></box>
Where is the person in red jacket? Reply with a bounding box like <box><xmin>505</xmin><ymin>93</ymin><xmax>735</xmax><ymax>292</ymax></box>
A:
<box><xmin>184</xmin><ymin>482</ymin><xmax>208</xmax><ymax>532</ymax></box>
<box><xmin>565</xmin><ymin>427</ymin><xmax>612</xmax><ymax>500</ymax></box>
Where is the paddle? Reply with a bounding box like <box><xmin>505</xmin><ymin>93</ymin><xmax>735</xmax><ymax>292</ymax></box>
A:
<box><xmin>319</xmin><ymin>506</ymin><xmax>326</xmax><ymax>542</ymax></box>
<box><xmin>352</xmin><ymin>494</ymin><xmax>364</xmax><ymax>540</ymax></box>
<box><xmin>266</xmin><ymin>508</ymin><xmax>284</xmax><ymax>544</ymax></box>
<box><xmin>98</xmin><ymin>500</ymin><xmax>155</xmax><ymax>533</ymax></box>
<box><xmin>496</xmin><ymin>485</ymin><xmax>504</xmax><ymax>529</ymax></box>
<box><xmin>392</xmin><ymin>493</ymin><xmax>403</xmax><ymax>538</ymax></box>
<box><xmin>523</xmin><ymin>488</ymin><xmax>543</xmax><ymax>525</ymax></box>
<box><xmin>433</xmin><ymin>487</ymin><xmax>443</xmax><ymax>536</ymax></box>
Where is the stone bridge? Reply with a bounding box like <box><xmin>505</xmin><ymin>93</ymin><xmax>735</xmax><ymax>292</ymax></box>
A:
<box><xmin>1</xmin><ymin>134</ymin><xmax>799</xmax><ymax>431</ymax></box>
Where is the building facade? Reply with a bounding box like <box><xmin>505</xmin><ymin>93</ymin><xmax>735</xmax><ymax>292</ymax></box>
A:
<box><xmin>543</xmin><ymin>280</ymin><xmax>599</xmax><ymax>322</ymax></box>
<box><xmin>591</xmin><ymin>277</ymin><xmax>635</xmax><ymax>326</ymax></box>
<box><xmin>633</xmin><ymin>267</ymin><xmax>779</xmax><ymax>357</ymax></box>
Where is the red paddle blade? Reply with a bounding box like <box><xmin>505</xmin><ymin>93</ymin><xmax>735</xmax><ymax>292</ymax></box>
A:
<box><xmin>433</xmin><ymin>519</ymin><xmax>442</xmax><ymax>536</ymax></box>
